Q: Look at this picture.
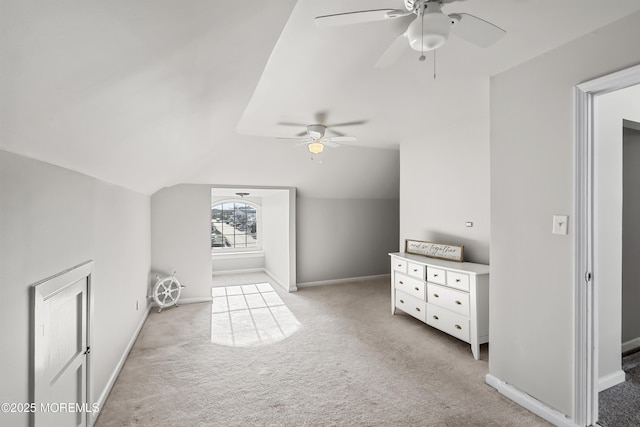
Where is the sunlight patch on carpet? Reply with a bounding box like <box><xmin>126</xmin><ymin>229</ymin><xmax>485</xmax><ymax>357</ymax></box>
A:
<box><xmin>210</xmin><ymin>283</ymin><xmax>301</xmax><ymax>347</ymax></box>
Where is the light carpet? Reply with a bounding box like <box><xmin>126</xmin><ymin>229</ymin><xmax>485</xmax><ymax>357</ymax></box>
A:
<box><xmin>95</xmin><ymin>273</ymin><xmax>550</xmax><ymax>426</ymax></box>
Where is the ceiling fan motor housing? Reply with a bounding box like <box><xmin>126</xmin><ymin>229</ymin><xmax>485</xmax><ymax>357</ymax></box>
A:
<box><xmin>407</xmin><ymin>1</ymin><xmax>452</xmax><ymax>52</ymax></box>
<box><xmin>307</xmin><ymin>124</ymin><xmax>326</xmax><ymax>139</ymax></box>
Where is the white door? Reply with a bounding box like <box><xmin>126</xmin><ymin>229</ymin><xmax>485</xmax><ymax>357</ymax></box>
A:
<box><xmin>33</xmin><ymin>261</ymin><xmax>93</xmax><ymax>427</ymax></box>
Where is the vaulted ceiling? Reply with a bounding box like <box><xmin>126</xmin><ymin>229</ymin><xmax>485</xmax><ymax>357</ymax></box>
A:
<box><xmin>3</xmin><ymin>0</ymin><xmax>640</xmax><ymax>196</ymax></box>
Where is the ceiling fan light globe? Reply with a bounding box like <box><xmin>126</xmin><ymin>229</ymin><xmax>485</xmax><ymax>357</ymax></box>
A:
<box><xmin>407</xmin><ymin>12</ymin><xmax>451</xmax><ymax>52</ymax></box>
<box><xmin>308</xmin><ymin>141</ymin><xmax>324</xmax><ymax>154</ymax></box>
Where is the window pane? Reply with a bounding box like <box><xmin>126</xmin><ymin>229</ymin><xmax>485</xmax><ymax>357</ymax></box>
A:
<box><xmin>211</xmin><ymin>201</ymin><xmax>258</xmax><ymax>251</ymax></box>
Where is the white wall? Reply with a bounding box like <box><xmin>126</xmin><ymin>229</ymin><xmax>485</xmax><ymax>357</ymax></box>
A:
<box><xmin>400</xmin><ymin>78</ymin><xmax>490</xmax><ymax>265</ymax></box>
<box><xmin>151</xmin><ymin>185</ymin><xmax>212</xmax><ymax>299</ymax></box>
<box><xmin>622</xmin><ymin>127</ymin><xmax>640</xmax><ymax>345</ymax></box>
<box><xmin>296</xmin><ymin>197</ymin><xmax>399</xmax><ymax>284</ymax></box>
<box><xmin>595</xmin><ymin>85</ymin><xmax>640</xmax><ymax>385</ymax></box>
<box><xmin>0</xmin><ymin>150</ymin><xmax>150</xmax><ymax>427</ymax></box>
<box><xmin>490</xmin><ymin>10</ymin><xmax>640</xmax><ymax>417</ymax></box>
<box><xmin>262</xmin><ymin>189</ymin><xmax>296</xmax><ymax>290</ymax></box>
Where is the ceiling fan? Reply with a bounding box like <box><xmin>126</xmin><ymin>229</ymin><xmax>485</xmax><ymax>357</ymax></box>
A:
<box><xmin>278</xmin><ymin>111</ymin><xmax>365</xmax><ymax>154</ymax></box>
<box><xmin>278</xmin><ymin>124</ymin><xmax>358</xmax><ymax>154</ymax></box>
<box><xmin>315</xmin><ymin>0</ymin><xmax>506</xmax><ymax>68</ymax></box>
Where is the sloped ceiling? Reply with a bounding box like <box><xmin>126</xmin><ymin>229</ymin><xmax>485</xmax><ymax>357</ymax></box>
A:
<box><xmin>2</xmin><ymin>0</ymin><xmax>640</xmax><ymax>196</ymax></box>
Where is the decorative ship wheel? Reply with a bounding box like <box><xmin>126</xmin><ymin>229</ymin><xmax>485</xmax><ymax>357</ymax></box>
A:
<box><xmin>151</xmin><ymin>271</ymin><xmax>184</xmax><ymax>312</ymax></box>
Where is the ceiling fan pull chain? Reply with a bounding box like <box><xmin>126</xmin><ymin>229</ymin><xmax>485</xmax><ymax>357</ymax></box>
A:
<box><xmin>421</xmin><ymin>5</ymin><xmax>424</xmax><ymax>57</ymax></box>
<box><xmin>433</xmin><ymin>49</ymin><xmax>437</xmax><ymax>79</ymax></box>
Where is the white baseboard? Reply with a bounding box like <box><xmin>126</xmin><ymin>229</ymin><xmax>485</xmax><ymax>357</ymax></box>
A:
<box><xmin>485</xmin><ymin>374</ymin><xmax>578</xmax><ymax>427</ymax></box>
<box><xmin>174</xmin><ymin>297</ymin><xmax>213</xmax><ymax>305</ymax></box>
<box><xmin>622</xmin><ymin>337</ymin><xmax>640</xmax><ymax>354</ymax></box>
<box><xmin>212</xmin><ymin>267</ymin><xmax>297</xmax><ymax>293</ymax></box>
<box><xmin>212</xmin><ymin>267</ymin><xmax>266</xmax><ymax>276</ymax></box>
<box><xmin>297</xmin><ymin>274</ymin><xmax>390</xmax><ymax>288</ymax></box>
<box><xmin>598</xmin><ymin>369</ymin><xmax>625</xmax><ymax>392</ymax></box>
<box><xmin>91</xmin><ymin>305</ymin><xmax>151</xmax><ymax>426</ymax></box>
<box><xmin>263</xmin><ymin>268</ymin><xmax>296</xmax><ymax>292</ymax></box>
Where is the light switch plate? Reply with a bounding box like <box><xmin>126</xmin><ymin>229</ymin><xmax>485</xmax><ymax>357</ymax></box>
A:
<box><xmin>552</xmin><ymin>215</ymin><xmax>569</xmax><ymax>235</ymax></box>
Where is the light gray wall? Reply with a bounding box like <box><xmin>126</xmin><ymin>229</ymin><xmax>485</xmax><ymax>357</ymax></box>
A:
<box><xmin>262</xmin><ymin>190</ymin><xmax>295</xmax><ymax>289</ymax></box>
<box><xmin>623</xmin><ymin>126</ymin><xmax>640</xmax><ymax>343</ymax></box>
<box><xmin>0</xmin><ymin>150</ymin><xmax>150</xmax><ymax>427</ymax></box>
<box><xmin>490</xmin><ymin>10</ymin><xmax>640</xmax><ymax>417</ymax></box>
<box><xmin>151</xmin><ymin>185</ymin><xmax>213</xmax><ymax>299</ymax></box>
<box><xmin>296</xmin><ymin>197</ymin><xmax>399</xmax><ymax>284</ymax></box>
<box><xmin>152</xmin><ymin>184</ymin><xmax>397</xmax><ymax>288</ymax></box>
<box><xmin>399</xmin><ymin>78</ymin><xmax>490</xmax><ymax>265</ymax></box>
<box><xmin>594</xmin><ymin>86</ymin><xmax>640</xmax><ymax>383</ymax></box>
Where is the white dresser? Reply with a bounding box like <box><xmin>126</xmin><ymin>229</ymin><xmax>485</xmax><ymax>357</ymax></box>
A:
<box><xmin>389</xmin><ymin>252</ymin><xmax>490</xmax><ymax>360</ymax></box>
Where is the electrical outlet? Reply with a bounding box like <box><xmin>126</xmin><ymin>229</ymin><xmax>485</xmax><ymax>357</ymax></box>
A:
<box><xmin>552</xmin><ymin>215</ymin><xmax>569</xmax><ymax>235</ymax></box>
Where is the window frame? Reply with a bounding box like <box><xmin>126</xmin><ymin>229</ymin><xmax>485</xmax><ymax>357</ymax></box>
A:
<box><xmin>211</xmin><ymin>198</ymin><xmax>262</xmax><ymax>254</ymax></box>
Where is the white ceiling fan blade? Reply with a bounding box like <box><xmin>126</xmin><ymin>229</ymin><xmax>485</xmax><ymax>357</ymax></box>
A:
<box><xmin>375</xmin><ymin>32</ymin><xmax>409</xmax><ymax>68</ymax></box>
<box><xmin>315</xmin><ymin>9</ymin><xmax>405</xmax><ymax>27</ymax></box>
<box><xmin>326</xmin><ymin>136</ymin><xmax>357</xmax><ymax>143</ymax></box>
<box><xmin>323</xmin><ymin>140</ymin><xmax>340</xmax><ymax>148</ymax></box>
<box><xmin>278</xmin><ymin>136</ymin><xmax>312</xmax><ymax>142</ymax></box>
<box><xmin>449</xmin><ymin>13</ymin><xmax>506</xmax><ymax>48</ymax></box>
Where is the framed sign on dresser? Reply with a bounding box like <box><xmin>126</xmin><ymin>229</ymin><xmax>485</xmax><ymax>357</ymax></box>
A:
<box><xmin>389</xmin><ymin>252</ymin><xmax>490</xmax><ymax>360</ymax></box>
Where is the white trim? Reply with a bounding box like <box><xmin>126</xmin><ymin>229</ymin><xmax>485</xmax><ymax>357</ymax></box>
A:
<box><xmin>211</xmin><ymin>267</ymin><xmax>296</xmax><ymax>292</ymax></box>
<box><xmin>91</xmin><ymin>305</ymin><xmax>150</xmax><ymax>426</ymax></box>
<box><xmin>574</xmin><ymin>84</ymin><xmax>596</xmax><ymax>426</ymax></box>
<box><xmin>297</xmin><ymin>274</ymin><xmax>390</xmax><ymax>288</ymax></box>
<box><xmin>264</xmin><ymin>268</ymin><xmax>295</xmax><ymax>292</ymax></box>
<box><xmin>32</xmin><ymin>261</ymin><xmax>94</xmax><ymax>427</ymax></box>
<box><xmin>171</xmin><ymin>297</ymin><xmax>212</xmax><ymax>305</ymax></box>
<box><xmin>574</xmin><ymin>63</ymin><xmax>640</xmax><ymax>426</ymax></box>
<box><xmin>486</xmin><ymin>374</ymin><xmax>580</xmax><ymax>427</ymax></box>
<box><xmin>598</xmin><ymin>370</ymin><xmax>625</xmax><ymax>392</ymax></box>
<box><xmin>622</xmin><ymin>337</ymin><xmax>640</xmax><ymax>353</ymax></box>
<box><xmin>212</xmin><ymin>268</ymin><xmax>266</xmax><ymax>276</ymax></box>
<box><xmin>212</xmin><ymin>250</ymin><xmax>265</xmax><ymax>259</ymax></box>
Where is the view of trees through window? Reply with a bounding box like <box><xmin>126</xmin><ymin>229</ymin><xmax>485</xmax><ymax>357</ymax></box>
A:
<box><xmin>211</xmin><ymin>201</ymin><xmax>258</xmax><ymax>251</ymax></box>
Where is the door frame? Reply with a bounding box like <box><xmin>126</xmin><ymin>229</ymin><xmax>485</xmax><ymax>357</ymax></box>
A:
<box><xmin>574</xmin><ymin>63</ymin><xmax>640</xmax><ymax>426</ymax></box>
<box><xmin>31</xmin><ymin>260</ymin><xmax>94</xmax><ymax>427</ymax></box>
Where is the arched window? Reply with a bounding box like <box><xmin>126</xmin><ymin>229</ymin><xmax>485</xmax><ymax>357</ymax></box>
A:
<box><xmin>211</xmin><ymin>201</ymin><xmax>259</xmax><ymax>252</ymax></box>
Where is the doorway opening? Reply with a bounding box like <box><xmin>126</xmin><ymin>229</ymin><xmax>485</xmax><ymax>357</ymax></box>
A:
<box><xmin>210</xmin><ymin>186</ymin><xmax>297</xmax><ymax>293</ymax></box>
<box><xmin>574</xmin><ymin>64</ymin><xmax>640</xmax><ymax>426</ymax></box>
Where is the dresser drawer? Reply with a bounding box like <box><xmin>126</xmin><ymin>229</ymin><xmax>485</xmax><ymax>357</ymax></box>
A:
<box><xmin>392</xmin><ymin>258</ymin><xmax>408</xmax><ymax>274</ymax></box>
<box><xmin>395</xmin><ymin>291</ymin><xmax>426</xmax><ymax>323</ymax></box>
<box><xmin>447</xmin><ymin>271</ymin><xmax>470</xmax><ymax>292</ymax></box>
<box><xmin>426</xmin><ymin>267</ymin><xmax>446</xmax><ymax>285</ymax></box>
<box><xmin>426</xmin><ymin>303</ymin><xmax>470</xmax><ymax>343</ymax></box>
<box><xmin>427</xmin><ymin>283</ymin><xmax>469</xmax><ymax>316</ymax></box>
<box><xmin>394</xmin><ymin>274</ymin><xmax>425</xmax><ymax>300</ymax></box>
<box><xmin>407</xmin><ymin>262</ymin><xmax>426</xmax><ymax>279</ymax></box>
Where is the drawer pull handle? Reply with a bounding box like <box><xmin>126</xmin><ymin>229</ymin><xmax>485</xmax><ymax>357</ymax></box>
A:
<box><xmin>432</xmin><ymin>315</ymin><xmax>439</xmax><ymax>320</ymax></box>
<box><xmin>413</xmin><ymin>269</ymin><xmax>418</xmax><ymax>272</ymax></box>
<box><xmin>455</xmin><ymin>300</ymin><xmax>462</xmax><ymax>305</ymax></box>
<box><xmin>399</xmin><ymin>281</ymin><xmax>404</xmax><ymax>285</ymax></box>
<box><xmin>456</xmin><ymin>279</ymin><xmax>461</xmax><ymax>283</ymax></box>
<box><xmin>399</xmin><ymin>299</ymin><xmax>405</xmax><ymax>304</ymax></box>
<box><xmin>455</xmin><ymin>324</ymin><xmax>462</xmax><ymax>330</ymax></box>
<box><xmin>415</xmin><ymin>307</ymin><xmax>421</xmax><ymax>312</ymax></box>
<box><xmin>414</xmin><ymin>287</ymin><xmax>420</xmax><ymax>291</ymax></box>
<box><xmin>433</xmin><ymin>274</ymin><xmax>439</xmax><ymax>277</ymax></box>
<box><xmin>433</xmin><ymin>293</ymin><xmax>439</xmax><ymax>298</ymax></box>
<box><xmin>397</xmin><ymin>264</ymin><xmax>402</xmax><ymax>267</ymax></box>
